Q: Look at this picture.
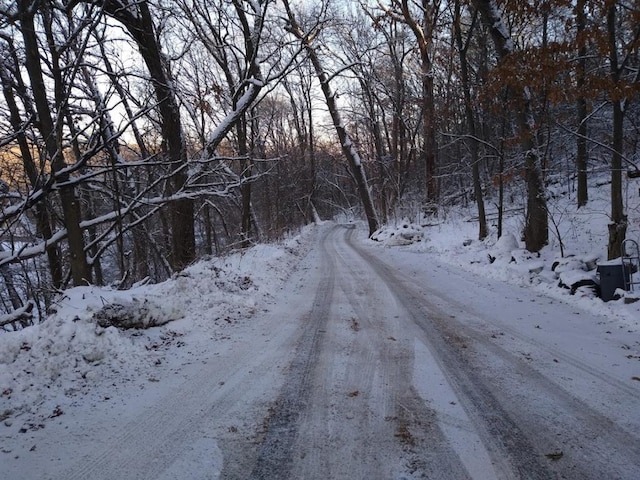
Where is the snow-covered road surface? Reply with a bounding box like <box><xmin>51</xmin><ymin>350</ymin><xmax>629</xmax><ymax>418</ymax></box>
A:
<box><xmin>3</xmin><ymin>223</ymin><xmax>640</xmax><ymax>479</ymax></box>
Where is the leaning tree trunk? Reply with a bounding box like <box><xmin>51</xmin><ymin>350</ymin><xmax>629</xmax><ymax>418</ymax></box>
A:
<box><xmin>284</xmin><ymin>1</ymin><xmax>379</xmax><ymax>236</ymax></box>
<box><xmin>312</xmin><ymin>57</ymin><xmax>380</xmax><ymax>236</ymax></box>
<box><xmin>471</xmin><ymin>0</ymin><xmax>548</xmax><ymax>252</ymax></box>
<box><xmin>104</xmin><ymin>0</ymin><xmax>195</xmax><ymax>271</ymax></box>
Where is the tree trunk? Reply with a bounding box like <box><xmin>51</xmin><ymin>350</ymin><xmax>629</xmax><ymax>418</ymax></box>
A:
<box><xmin>454</xmin><ymin>2</ymin><xmax>487</xmax><ymax>240</ymax></box>
<box><xmin>575</xmin><ymin>0</ymin><xmax>589</xmax><ymax>207</ymax></box>
<box><xmin>471</xmin><ymin>0</ymin><xmax>548</xmax><ymax>251</ymax></box>
<box><xmin>104</xmin><ymin>0</ymin><xmax>196</xmax><ymax>271</ymax></box>
<box><xmin>0</xmin><ymin>46</ymin><xmax>63</xmax><ymax>288</ymax></box>
<box><xmin>523</xmin><ymin>148</ymin><xmax>548</xmax><ymax>252</ymax></box>
<box><xmin>358</xmin><ymin>75</ymin><xmax>388</xmax><ymax>223</ymax></box>
<box><xmin>284</xmin><ymin>1</ymin><xmax>379</xmax><ymax>236</ymax></box>
<box><xmin>19</xmin><ymin>1</ymin><xmax>91</xmax><ymax>286</ymax></box>
<box><xmin>133</xmin><ymin>224</ymin><xmax>150</xmax><ymax>280</ymax></box>
<box><xmin>203</xmin><ymin>204</ymin><xmax>214</xmax><ymax>256</ymax></box>
<box><xmin>306</xmin><ymin>81</ymin><xmax>319</xmax><ymax>218</ymax></box>
<box><xmin>237</xmin><ymin>113</ymin><xmax>253</xmax><ymax>247</ymax></box>
<box><xmin>401</xmin><ymin>0</ymin><xmax>438</xmax><ymax>206</ymax></box>
<box><xmin>606</xmin><ymin>5</ymin><xmax>628</xmax><ymax>260</ymax></box>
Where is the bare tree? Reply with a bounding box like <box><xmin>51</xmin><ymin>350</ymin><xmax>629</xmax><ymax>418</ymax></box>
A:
<box><xmin>179</xmin><ymin>0</ymin><xmax>271</xmax><ymax>247</ymax></box>
<box><xmin>283</xmin><ymin>0</ymin><xmax>379</xmax><ymax>236</ymax></box>
<box><xmin>16</xmin><ymin>0</ymin><xmax>92</xmax><ymax>285</ymax></box>
<box><xmin>453</xmin><ymin>0</ymin><xmax>487</xmax><ymax>240</ymax></box>
<box><xmin>356</xmin><ymin>4</ymin><xmax>422</xmax><ymax>215</ymax></box>
<box><xmin>102</xmin><ymin>0</ymin><xmax>196</xmax><ymax>271</ymax></box>
<box><xmin>398</xmin><ymin>0</ymin><xmax>440</xmax><ymax>207</ymax></box>
<box><xmin>0</xmin><ymin>38</ymin><xmax>63</xmax><ymax>288</ymax></box>
<box><xmin>605</xmin><ymin>1</ymin><xmax>640</xmax><ymax>259</ymax></box>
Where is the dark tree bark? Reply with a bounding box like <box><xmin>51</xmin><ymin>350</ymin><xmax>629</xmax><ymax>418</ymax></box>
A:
<box><xmin>103</xmin><ymin>0</ymin><xmax>196</xmax><ymax>271</ymax></box>
<box><xmin>454</xmin><ymin>1</ymin><xmax>487</xmax><ymax>240</ymax></box>
<box><xmin>471</xmin><ymin>0</ymin><xmax>548</xmax><ymax>252</ymax></box>
<box><xmin>606</xmin><ymin>4</ymin><xmax>627</xmax><ymax>260</ymax></box>
<box><xmin>18</xmin><ymin>1</ymin><xmax>92</xmax><ymax>286</ymax></box>
<box><xmin>237</xmin><ymin>113</ymin><xmax>253</xmax><ymax>247</ymax></box>
<box><xmin>0</xmin><ymin>43</ymin><xmax>63</xmax><ymax>288</ymax></box>
<box><xmin>575</xmin><ymin>0</ymin><xmax>589</xmax><ymax>208</ymax></box>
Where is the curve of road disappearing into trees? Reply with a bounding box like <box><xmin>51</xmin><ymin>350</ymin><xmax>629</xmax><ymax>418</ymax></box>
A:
<box><xmin>27</xmin><ymin>224</ymin><xmax>640</xmax><ymax>479</ymax></box>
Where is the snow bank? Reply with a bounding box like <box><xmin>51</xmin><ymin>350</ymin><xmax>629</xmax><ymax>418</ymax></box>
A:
<box><xmin>0</xmin><ymin>225</ymin><xmax>316</xmax><ymax>426</ymax></box>
<box><xmin>371</xmin><ymin>221</ymin><xmax>424</xmax><ymax>246</ymax></box>
<box><xmin>367</xmin><ymin>179</ymin><xmax>640</xmax><ymax>332</ymax></box>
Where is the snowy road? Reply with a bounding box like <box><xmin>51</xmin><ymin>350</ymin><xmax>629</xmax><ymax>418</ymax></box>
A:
<box><xmin>244</xmin><ymin>224</ymin><xmax>640</xmax><ymax>479</ymax></box>
<box><xmin>4</xmin><ymin>223</ymin><xmax>640</xmax><ymax>479</ymax></box>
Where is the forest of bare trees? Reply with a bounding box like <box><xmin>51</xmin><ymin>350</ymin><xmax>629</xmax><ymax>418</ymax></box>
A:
<box><xmin>0</xmin><ymin>0</ymin><xmax>638</xmax><ymax>328</ymax></box>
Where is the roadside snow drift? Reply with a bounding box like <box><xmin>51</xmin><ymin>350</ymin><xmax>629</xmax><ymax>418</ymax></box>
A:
<box><xmin>0</xmin><ymin>227</ymin><xmax>314</xmax><ymax>430</ymax></box>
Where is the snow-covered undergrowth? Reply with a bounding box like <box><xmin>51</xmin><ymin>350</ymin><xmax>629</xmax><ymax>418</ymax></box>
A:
<box><xmin>0</xmin><ymin>226</ymin><xmax>316</xmax><ymax>429</ymax></box>
<box><xmin>372</xmin><ymin>176</ymin><xmax>640</xmax><ymax>333</ymax></box>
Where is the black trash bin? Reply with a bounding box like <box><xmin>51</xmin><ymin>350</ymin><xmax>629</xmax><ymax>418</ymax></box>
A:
<box><xmin>597</xmin><ymin>261</ymin><xmax>631</xmax><ymax>302</ymax></box>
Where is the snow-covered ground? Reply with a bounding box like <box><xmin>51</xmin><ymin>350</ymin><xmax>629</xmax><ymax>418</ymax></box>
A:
<box><xmin>1</xmin><ymin>177</ymin><xmax>639</xmax><ymax>478</ymax></box>
<box><xmin>374</xmin><ymin>177</ymin><xmax>640</xmax><ymax>333</ymax></box>
<box><xmin>0</xmin><ymin>228</ymin><xmax>316</xmax><ymax>461</ymax></box>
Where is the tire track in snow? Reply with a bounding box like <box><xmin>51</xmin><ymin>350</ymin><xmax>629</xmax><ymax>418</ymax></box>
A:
<box><xmin>400</xmin><ymin>259</ymin><xmax>640</xmax><ymax>404</ymax></box>
<box><xmin>491</xmin><ymin>321</ymin><xmax>640</xmax><ymax>402</ymax></box>
<box><xmin>50</xmin><ymin>326</ymin><xmax>300</xmax><ymax>480</ymax></box>
<box><xmin>417</xmin><ymin>301</ymin><xmax>640</xmax><ymax>479</ymax></box>
<box><xmin>344</xmin><ymin>228</ymin><xmax>556</xmax><ymax>479</ymax></box>
<box><xmin>250</xmin><ymin>224</ymin><xmax>474</xmax><ymax>479</ymax></box>
<box><xmin>330</xmin><ymin>226</ymin><xmax>476</xmax><ymax>478</ymax></box>
<box><xmin>347</xmin><ymin>228</ymin><xmax>640</xmax><ymax>479</ymax></box>
<box><xmin>322</xmin><ymin>228</ymin><xmax>426</xmax><ymax>478</ymax></box>
<box><xmin>247</xmin><ymin>226</ymin><xmax>336</xmax><ymax>479</ymax></box>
